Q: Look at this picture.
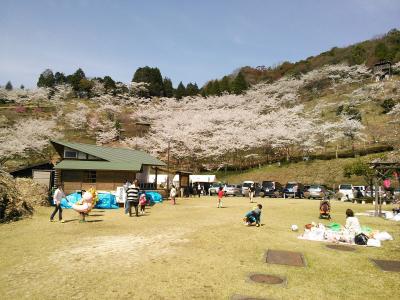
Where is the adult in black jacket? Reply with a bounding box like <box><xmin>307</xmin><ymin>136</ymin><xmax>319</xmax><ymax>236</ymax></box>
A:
<box><xmin>126</xmin><ymin>179</ymin><xmax>140</xmax><ymax>217</ymax></box>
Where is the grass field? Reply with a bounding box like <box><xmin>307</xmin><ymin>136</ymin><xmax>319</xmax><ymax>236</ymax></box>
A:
<box><xmin>0</xmin><ymin>196</ymin><xmax>399</xmax><ymax>300</ymax></box>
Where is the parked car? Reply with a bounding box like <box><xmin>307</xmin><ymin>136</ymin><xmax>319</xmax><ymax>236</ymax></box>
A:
<box><xmin>283</xmin><ymin>182</ymin><xmax>304</xmax><ymax>198</ymax></box>
<box><xmin>338</xmin><ymin>184</ymin><xmax>354</xmax><ymax>201</ymax></box>
<box><xmin>225</xmin><ymin>184</ymin><xmax>242</xmax><ymax>196</ymax></box>
<box><xmin>242</xmin><ymin>181</ymin><xmax>254</xmax><ymax>196</ymax></box>
<box><xmin>209</xmin><ymin>183</ymin><xmax>222</xmax><ymax>195</ymax></box>
<box><xmin>307</xmin><ymin>184</ymin><xmax>333</xmax><ymax>199</ymax></box>
<box><xmin>303</xmin><ymin>185</ymin><xmax>311</xmax><ymax>193</ymax></box>
<box><xmin>260</xmin><ymin>181</ymin><xmax>283</xmax><ymax>198</ymax></box>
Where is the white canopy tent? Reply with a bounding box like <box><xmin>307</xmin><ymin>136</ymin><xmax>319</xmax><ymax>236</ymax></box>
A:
<box><xmin>189</xmin><ymin>174</ymin><xmax>216</xmax><ymax>183</ymax></box>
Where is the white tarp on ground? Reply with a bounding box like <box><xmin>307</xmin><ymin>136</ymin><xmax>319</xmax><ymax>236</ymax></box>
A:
<box><xmin>189</xmin><ymin>174</ymin><xmax>216</xmax><ymax>183</ymax></box>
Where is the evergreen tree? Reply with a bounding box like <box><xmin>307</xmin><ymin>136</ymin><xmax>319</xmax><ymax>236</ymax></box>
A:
<box><xmin>103</xmin><ymin>76</ymin><xmax>116</xmax><ymax>91</ymax></box>
<box><xmin>231</xmin><ymin>72</ymin><xmax>248</xmax><ymax>95</ymax></box>
<box><xmin>186</xmin><ymin>82</ymin><xmax>199</xmax><ymax>96</ymax></box>
<box><xmin>220</xmin><ymin>76</ymin><xmax>231</xmax><ymax>93</ymax></box>
<box><xmin>20</xmin><ymin>84</ymin><xmax>24</xmax><ymax>90</ymax></box>
<box><xmin>132</xmin><ymin>66</ymin><xmax>164</xmax><ymax>97</ymax></box>
<box><xmin>163</xmin><ymin>77</ymin><xmax>174</xmax><ymax>98</ymax></box>
<box><xmin>375</xmin><ymin>42</ymin><xmax>390</xmax><ymax>61</ymax></box>
<box><xmin>175</xmin><ymin>81</ymin><xmax>186</xmax><ymax>99</ymax></box>
<box><xmin>5</xmin><ymin>81</ymin><xmax>13</xmax><ymax>91</ymax></box>
<box><xmin>54</xmin><ymin>72</ymin><xmax>67</xmax><ymax>85</ymax></box>
<box><xmin>349</xmin><ymin>45</ymin><xmax>366</xmax><ymax>65</ymax></box>
<box><xmin>37</xmin><ymin>69</ymin><xmax>55</xmax><ymax>88</ymax></box>
<box><xmin>78</xmin><ymin>78</ymin><xmax>94</xmax><ymax>98</ymax></box>
<box><xmin>67</xmin><ymin>68</ymin><xmax>86</xmax><ymax>91</ymax></box>
<box><xmin>211</xmin><ymin>80</ymin><xmax>221</xmax><ymax>96</ymax></box>
<box><xmin>202</xmin><ymin>81</ymin><xmax>213</xmax><ymax>96</ymax></box>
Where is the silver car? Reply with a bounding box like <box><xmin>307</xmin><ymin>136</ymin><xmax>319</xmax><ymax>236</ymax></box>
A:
<box><xmin>225</xmin><ymin>184</ymin><xmax>242</xmax><ymax>196</ymax></box>
<box><xmin>307</xmin><ymin>184</ymin><xmax>329</xmax><ymax>199</ymax></box>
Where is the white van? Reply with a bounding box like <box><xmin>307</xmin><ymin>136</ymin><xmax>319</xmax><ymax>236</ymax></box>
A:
<box><xmin>338</xmin><ymin>184</ymin><xmax>354</xmax><ymax>201</ymax></box>
<box><xmin>242</xmin><ymin>181</ymin><xmax>254</xmax><ymax>196</ymax></box>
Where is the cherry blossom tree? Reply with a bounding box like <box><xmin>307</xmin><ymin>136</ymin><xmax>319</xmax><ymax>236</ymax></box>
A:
<box><xmin>0</xmin><ymin>118</ymin><xmax>62</xmax><ymax>164</ymax></box>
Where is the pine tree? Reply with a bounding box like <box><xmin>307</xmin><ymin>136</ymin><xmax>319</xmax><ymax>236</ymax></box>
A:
<box><xmin>375</xmin><ymin>42</ymin><xmax>390</xmax><ymax>61</ymax></box>
<box><xmin>103</xmin><ymin>76</ymin><xmax>116</xmax><ymax>91</ymax></box>
<box><xmin>175</xmin><ymin>81</ymin><xmax>186</xmax><ymax>99</ymax></box>
<box><xmin>220</xmin><ymin>76</ymin><xmax>231</xmax><ymax>93</ymax></box>
<box><xmin>211</xmin><ymin>80</ymin><xmax>221</xmax><ymax>96</ymax></box>
<box><xmin>5</xmin><ymin>81</ymin><xmax>13</xmax><ymax>91</ymax></box>
<box><xmin>163</xmin><ymin>77</ymin><xmax>174</xmax><ymax>98</ymax></box>
<box><xmin>186</xmin><ymin>82</ymin><xmax>199</xmax><ymax>96</ymax></box>
<box><xmin>37</xmin><ymin>69</ymin><xmax>55</xmax><ymax>88</ymax></box>
<box><xmin>231</xmin><ymin>72</ymin><xmax>248</xmax><ymax>95</ymax></box>
<box><xmin>20</xmin><ymin>84</ymin><xmax>24</xmax><ymax>90</ymax></box>
<box><xmin>54</xmin><ymin>72</ymin><xmax>67</xmax><ymax>85</ymax></box>
<box><xmin>68</xmin><ymin>68</ymin><xmax>86</xmax><ymax>91</ymax></box>
<box><xmin>132</xmin><ymin>66</ymin><xmax>164</xmax><ymax>97</ymax></box>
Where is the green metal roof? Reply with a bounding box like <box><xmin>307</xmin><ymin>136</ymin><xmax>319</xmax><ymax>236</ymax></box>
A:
<box><xmin>52</xmin><ymin>140</ymin><xmax>165</xmax><ymax>171</ymax></box>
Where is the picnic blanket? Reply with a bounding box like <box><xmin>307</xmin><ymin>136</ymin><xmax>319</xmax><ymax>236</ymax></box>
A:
<box><xmin>298</xmin><ymin>222</ymin><xmax>393</xmax><ymax>247</ymax></box>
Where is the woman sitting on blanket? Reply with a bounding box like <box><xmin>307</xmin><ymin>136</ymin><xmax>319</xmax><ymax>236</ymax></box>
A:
<box><xmin>339</xmin><ymin>209</ymin><xmax>361</xmax><ymax>243</ymax></box>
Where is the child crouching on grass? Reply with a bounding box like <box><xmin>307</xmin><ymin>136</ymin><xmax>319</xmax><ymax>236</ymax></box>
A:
<box><xmin>243</xmin><ymin>204</ymin><xmax>262</xmax><ymax>227</ymax></box>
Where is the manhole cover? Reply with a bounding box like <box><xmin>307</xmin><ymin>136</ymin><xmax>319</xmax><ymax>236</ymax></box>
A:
<box><xmin>326</xmin><ymin>244</ymin><xmax>356</xmax><ymax>252</ymax></box>
<box><xmin>265</xmin><ymin>249</ymin><xmax>306</xmax><ymax>267</ymax></box>
<box><xmin>372</xmin><ymin>259</ymin><xmax>400</xmax><ymax>272</ymax></box>
<box><xmin>249</xmin><ymin>274</ymin><xmax>284</xmax><ymax>285</ymax></box>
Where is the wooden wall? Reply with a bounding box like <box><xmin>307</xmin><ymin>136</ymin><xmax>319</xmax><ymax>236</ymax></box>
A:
<box><xmin>61</xmin><ymin>170</ymin><xmax>135</xmax><ymax>194</ymax></box>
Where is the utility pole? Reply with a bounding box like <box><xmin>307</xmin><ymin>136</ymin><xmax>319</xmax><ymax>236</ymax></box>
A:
<box><xmin>167</xmin><ymin>140</ymin><xmax>170</xmax><ymax>192</ymax></box>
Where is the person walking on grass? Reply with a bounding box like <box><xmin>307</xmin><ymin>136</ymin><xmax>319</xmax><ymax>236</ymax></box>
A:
<box><xmin>249</xmin><ymin>183</ymin><xmax>255</xmax><ymax>203</ymax></box>
<box><xmin>170</xmin><ymin>185</ymin><xmax>177</xmax><ymax>205</ymax></box>
<box><xmin>217</xmin><ymin>186</ymin><xmax>224</xmax><ymax>208</ymax></box>
<box><xmin>126</xmin><ymin>179</ymin><xmax>140</xmax><ymax>217</ymax></box>
<box><xmin>50</xmin><ymin>184</ymin><xmax>65</xmax><ymax>223</ymax></box>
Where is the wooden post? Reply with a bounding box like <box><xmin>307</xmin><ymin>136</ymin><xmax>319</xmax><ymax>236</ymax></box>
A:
<box><xmin>155</xmin><ymin>167</ymin><xmax>158</xmax><ymax>190</ymax></box>
<box><xmin>374</xmin><ymin>176</ymin><xmax>379</xmax><ymax>217</ymax></box>
<box><xmin>167</xmin><ymin>141</ymin><xmax>170</xmax><ymax>192</ymax></box>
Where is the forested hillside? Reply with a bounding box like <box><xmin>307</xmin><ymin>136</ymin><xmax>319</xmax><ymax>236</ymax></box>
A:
<box><xmin>1</xmin><ymin>30</ymin><xmax>400</xmax><ymax>172</ymax></box>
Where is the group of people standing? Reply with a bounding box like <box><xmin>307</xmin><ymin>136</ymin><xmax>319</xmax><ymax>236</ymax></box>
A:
<box><xmin>124</xmin><ymin>179</ymin><xmax>147</xmax><ymax>217</ymax></box>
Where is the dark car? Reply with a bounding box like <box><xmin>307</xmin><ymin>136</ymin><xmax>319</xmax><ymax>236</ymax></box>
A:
<box><xmin>260</xmin><ymin>181</ymin><xmax>283</xmax><ymax>198</ymax></box>
<box><xmin>283</xmin><ymin>182</ymin><xmax>304</xmax><ymax>198</ymax></box>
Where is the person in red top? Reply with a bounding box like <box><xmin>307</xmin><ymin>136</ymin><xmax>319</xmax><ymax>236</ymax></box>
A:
<box><xmin>217</xmin><ymin>186</ymin><xmax>224</xmax><ymax>208</ymax></box>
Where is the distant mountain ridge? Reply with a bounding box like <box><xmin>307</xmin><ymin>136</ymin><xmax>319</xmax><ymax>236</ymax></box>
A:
<box><xmin>234</xmin><ymin>28</ymin><xmax>400</xmax><ymax>85</ymax></box>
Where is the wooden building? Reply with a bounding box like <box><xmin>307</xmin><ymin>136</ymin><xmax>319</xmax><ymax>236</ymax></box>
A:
<box><xmin>51</xmin><ymin>140</ymin><xmax>166</xmax><ymax>194</ymax></box>
<box><xmin>9</xmin><ymin>162</ymin><xmax>54</xmax><ymax>190</ymax></box>
<box><xmin>373</xmin><ymin>61</ymin><xmax>392</xmax><ymax>81</ymax></box>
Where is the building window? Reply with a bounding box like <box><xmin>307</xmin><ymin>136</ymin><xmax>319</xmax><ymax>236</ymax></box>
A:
<box><xmin>84</xmin><ymin>170</ymin><xmax>96</xmax><ymax>183</ymax></box>
<box><xmin>64</xmin><ymin>150</ymin><xmax>78</xmax><ymax>158</ymax></box>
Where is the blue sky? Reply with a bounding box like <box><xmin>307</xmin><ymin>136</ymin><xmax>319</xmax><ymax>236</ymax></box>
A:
<box><xmin>1</xmin><ymin>0</ymin><xmax>400</xmax><ymax>88</ymax></box>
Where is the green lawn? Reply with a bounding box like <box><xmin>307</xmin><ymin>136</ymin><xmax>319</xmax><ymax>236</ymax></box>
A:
<box><xmin>0</xmin><ymin>196</ymin><xmax>398</xmax><ymax>299</ymax></box>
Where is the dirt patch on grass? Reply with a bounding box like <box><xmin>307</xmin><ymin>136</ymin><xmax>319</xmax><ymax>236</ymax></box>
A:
<box><xmin>49</xmin><ymin>229</ymin><xmax>190</xmax><ymax>270</ymax></box>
